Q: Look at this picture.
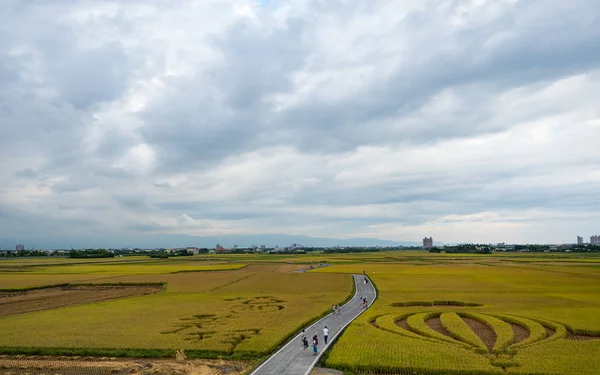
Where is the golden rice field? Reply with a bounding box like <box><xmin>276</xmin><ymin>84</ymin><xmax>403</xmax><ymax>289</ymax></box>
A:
<box><xmin>312</xmin><ymin>253</ymin><xmax>600</xmax><ymax>374</ymax></box>
<box><xmin>0</xmin><ymin>258</ymin><xmax>352</xmax><ymax>357</ymax></box>
<box><xmin>1</xmin><ymin>252</ymin><xmax>599</xmax><ymax>375</ymax></box>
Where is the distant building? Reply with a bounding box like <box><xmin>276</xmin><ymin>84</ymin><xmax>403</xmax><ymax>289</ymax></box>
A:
<box><xmin>215</xmin><ymin>244</ymin><xmax>231</xmax><ymax>254</ymax></box>
<box><xmin>591</xmin><ymin>235</ymin><xmax>600</xmax><ymax>245</ymax></box>
<box><xmin>577</xmin><ymin>236</ymin><xmax>583</xmax><ymax>245</ymax></box>
<box><xmin>423</xmin><ymin>237</ymin><xmax>433</xmax><ymax>249</ymax></box>
<box><xmin>15</xmin><ymin>244</ymin><xmax>24</xmax><ymax>251</ymax></box>
<box><xmin>186</xmin><ymin>247</ymin><xmax>199</xmax><ymax>255</ymax></box>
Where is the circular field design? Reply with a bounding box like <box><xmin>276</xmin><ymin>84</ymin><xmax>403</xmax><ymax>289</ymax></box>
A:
<box><xmin>386</xmin><ymin>312</ymin><xmax>599</xmax><ymax>351</ymax></box>
<box><xmin>371</xmin><ymin>303</ymin><xmax>600</xmax><ymax>370</ymax></box>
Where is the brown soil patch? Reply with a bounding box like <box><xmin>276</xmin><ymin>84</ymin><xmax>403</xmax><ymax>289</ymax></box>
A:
<box><xmin>394</xmin><ymin>318</ymin><xmax>411</xmax><ymax>332</ymax></box>
<box><xmin>0</xmin><ymin>285</ymin><xmax>162</xmax><ymax>317</ymax></box>
<box><xmin>461</xmin><ymin>317</ymin><xmax>496</xmax><ymax>352</ymax></box>
<box><xmin>544</xmin><ymin>326</ymin><xmax>556</xmax><ymax>339</ymax></box>
<box><xmin>424</xmin><ymin>316</ymin><xmax>452</xmax><ymax>338</ymax></box>
<box><xmin>508</xmin><ymin>322</ymin><xmax>530</xmax><ymax>343</ymax></box>
<box><xmin>0</xmin><ymin>357</ymin><xmax>250</xmax><ymax>375</ymax></box>
<box><xmin>566</xmin><ymin>332</ymin><xmax>600</xmax><ymax>341</ymax></box>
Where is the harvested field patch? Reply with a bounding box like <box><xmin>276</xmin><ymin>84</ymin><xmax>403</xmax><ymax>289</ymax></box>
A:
<box><xmin>566</xmin><ymin>332</ymin><xmax>600</xmax><ymax>341</ymax></box>
<box><xmin>460</xmin><ymin>317</ymin><xmax>496</xmax><ymax>352</ymax></box>
<box><xmin>424</xmin><ymin>316</ymin><xmax>452</xmax><ymax>338</ymax></box>
<box><xmin>0</xmin><ymin>356</ymin><xmax>250</xmax><ymax>375</ymax></box>
<box><xmin>508</xmin><ymin>322</ymin><xmax>530</xmax><ymax>343</ymax></box>
<box><xmin>0</xmin><ymin>285</ymin><xmax>162</xmax><ymax>317</ymax></box>
<box><xmin>394</xmin><ymin>317</ymin><xmax>411</xmax><ymax>332</ymax></box>
<box><xmin>544</xmin><ymin>326</ymin><xmax>556</xmax><ymax>339</ymax></box>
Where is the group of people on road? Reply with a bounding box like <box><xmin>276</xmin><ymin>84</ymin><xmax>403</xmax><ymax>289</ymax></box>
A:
<box><xmin>360</xmin><ymin>297</ymin><xmax>368</xmax><ymax>309</ymax></box>
<box><xmin>302</xmin><ymin>326</ymin><xmax>329</xmax><ymax>355</ymax></box>
<box><xmin>301</xmin><ymin>273</ymin><xmax>371</xmax><ymax>356</ymax></box>
<box><xmin>331</xmin><ymin>304</ymin><xmax>341</xmax><ymax>315</ymax></box>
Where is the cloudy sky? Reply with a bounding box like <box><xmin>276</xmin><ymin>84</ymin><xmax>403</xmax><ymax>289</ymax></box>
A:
<box><xmin>1</xmin><ymin>0</ymin><xmax>600</xmax><ymax>248</ymax></box>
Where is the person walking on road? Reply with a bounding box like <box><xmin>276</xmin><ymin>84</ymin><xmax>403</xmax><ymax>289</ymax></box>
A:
<box><xmin>323</xmin><ymin>326</ymin><xmax>329</xmax><ymax>344</ymax></box>
<box><xmin>302</xmin><ymin>336</ymin><xmax>308</xmax><ymax>353</ymax></box>
<box><xmin>312</xmin><ymin>335</ymin><xmax>318</xmax><ymax>355</ymax></box>
<box><xmin>336</xmin><ymin>304</ymin><xmax>341</xmax><ymax>314</ymax></box>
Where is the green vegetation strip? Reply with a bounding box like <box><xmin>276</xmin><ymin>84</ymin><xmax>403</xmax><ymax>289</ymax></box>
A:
<box><xmin>0</xmin><ymin>283</ymin><xmax>70</xmax><ymax>292</ymax></box>
<box><xmin>0</xmin><ymin>346</ymin><xmax>259</xmax><ymax>360</ymax></box>
<box><xmin>0</xmin><ymin>282</ymin><xmax>167</xmax><ymax>293</ymax></box>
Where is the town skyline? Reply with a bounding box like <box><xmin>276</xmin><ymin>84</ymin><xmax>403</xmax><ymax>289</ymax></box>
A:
<box><xmin>3</xmin><ymin>232</ymin><xmax>600</xmax><ymax>251</ymax></box>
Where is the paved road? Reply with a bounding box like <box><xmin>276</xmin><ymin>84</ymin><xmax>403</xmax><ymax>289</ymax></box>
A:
<box><xmin>249</xmin><ymin>274</ymin><xmax>377</xmax><ymax>375</ymax></box>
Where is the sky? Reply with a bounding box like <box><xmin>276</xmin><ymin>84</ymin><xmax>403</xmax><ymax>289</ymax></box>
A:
<box><xmin>1</xmin><ymin>0</ymin><xmax>600</xmax><ymax>248</ymax></box>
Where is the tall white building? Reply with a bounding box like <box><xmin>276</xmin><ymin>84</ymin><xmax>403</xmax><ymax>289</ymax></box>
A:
<box><xmin>577</xmin><ymin>236</ymin><xmax>583</xmax><ymax>245</ymax></box>
<box><xmin>591</xmin><ymin>235</ymin><xmax>600</xmax><ymax>245</ymax></box>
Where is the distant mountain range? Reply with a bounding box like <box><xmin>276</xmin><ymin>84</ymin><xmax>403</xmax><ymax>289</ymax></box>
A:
<box><xmin>0</xmin><ymin>234</ymin><xmax>422</xmax><ymax>250</ymax></box>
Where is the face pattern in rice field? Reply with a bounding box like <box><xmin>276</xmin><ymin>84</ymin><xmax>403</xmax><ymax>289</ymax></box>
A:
<box><xmin>370</xmin><ymin>302</ymin><xmax>600</xmax><ymax>371</ymax></box>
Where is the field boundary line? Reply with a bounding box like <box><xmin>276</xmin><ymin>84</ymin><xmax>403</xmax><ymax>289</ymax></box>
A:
<box><xmin>208</xmin><ymin>273</ymin><xmax>256</xmax><ymax>292</ymax></box>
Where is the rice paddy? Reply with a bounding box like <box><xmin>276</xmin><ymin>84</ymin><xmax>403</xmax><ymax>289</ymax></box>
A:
<box><xmin>1</xmin><ymin>251</ymin><xmax>599</xmax><ymax>374</ymax></box>
<box><xmin>313</xmin><ymin>252</ymin><xmax>600</xmax><ymax>374</ymax></box>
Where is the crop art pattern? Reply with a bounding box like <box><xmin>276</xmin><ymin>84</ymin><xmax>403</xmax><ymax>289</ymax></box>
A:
<box><xmin>370</xmin><ymin>301</ymin><xmax>600</xmax><ymax>372</ymax></box>
<box><xmin>161</xmin><ymin>296</ymin><xmax>286</xmax><ymax>351</ymax></box>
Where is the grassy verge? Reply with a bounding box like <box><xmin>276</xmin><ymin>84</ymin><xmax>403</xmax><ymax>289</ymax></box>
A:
<box><xmin>0</xmin><ymin>283</ymin><xmax>70</xmax><ymax>292</ymax></box>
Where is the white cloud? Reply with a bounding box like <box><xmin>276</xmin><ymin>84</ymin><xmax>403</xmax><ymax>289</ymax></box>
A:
<box><xmin>1</xmin><ymin>0</ymin><xmax>600</xmax><ymax>247</ymax></box>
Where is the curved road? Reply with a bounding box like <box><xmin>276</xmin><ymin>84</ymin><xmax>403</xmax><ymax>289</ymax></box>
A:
<box><xmin>249</xmin><ymin>274</ymin><xmax>376</xmax><ymax>375</ymax></box>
